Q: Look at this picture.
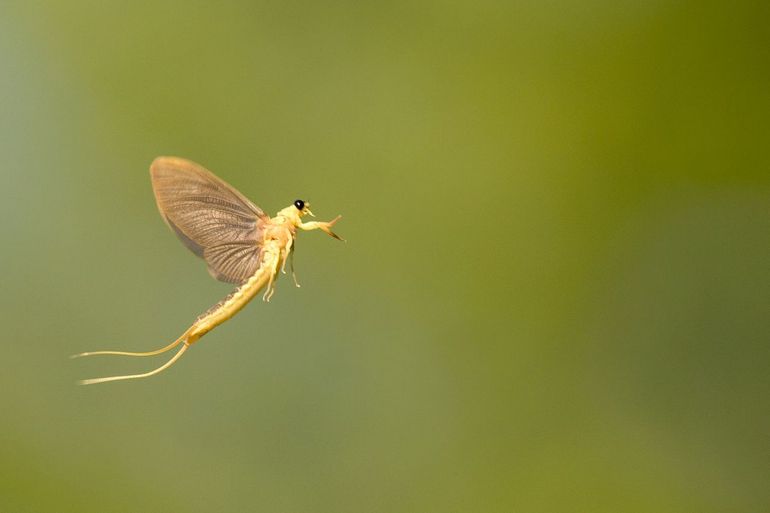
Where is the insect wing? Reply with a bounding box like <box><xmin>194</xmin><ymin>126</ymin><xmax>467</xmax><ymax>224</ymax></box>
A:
<box><xmin>203</xmin><ymin>241</ymin><xmax>264</xmax><ymax>284</ymax></box>
<box><xmin>150</xmin><ymin>157</ymin><xmax>268</xmax><ymax>283</ymax></box>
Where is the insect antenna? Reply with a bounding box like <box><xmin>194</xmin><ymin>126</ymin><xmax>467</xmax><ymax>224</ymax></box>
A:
<box><xmin>78</xmin><ymin>342</ymin><xmax>190</xmax><ymax>385</ymax></box>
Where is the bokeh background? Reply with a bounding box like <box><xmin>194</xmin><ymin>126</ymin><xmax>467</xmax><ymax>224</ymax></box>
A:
<box><xmin>1</xmin><ymin>2</ymin><xmax>767</xmax><ymax>512</ymax></box>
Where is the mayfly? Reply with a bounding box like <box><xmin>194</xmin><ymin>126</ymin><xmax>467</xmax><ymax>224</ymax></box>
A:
<box><xmin>73</xmin><ymin>156</ymin><xmax>343</xmax><ymax>385</ymax></box>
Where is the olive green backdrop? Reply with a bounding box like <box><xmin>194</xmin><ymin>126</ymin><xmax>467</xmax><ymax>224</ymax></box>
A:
<box><xmin>1</xmin><ymin>2</ymin><xmax>767</xmax><ymax>512</ymax></box>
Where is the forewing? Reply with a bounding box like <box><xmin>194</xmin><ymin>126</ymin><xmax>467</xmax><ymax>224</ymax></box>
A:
<box><xmin>150</xmin><ymin>156</ymin><xmax>268</xmax><ymax>283</ymax></box>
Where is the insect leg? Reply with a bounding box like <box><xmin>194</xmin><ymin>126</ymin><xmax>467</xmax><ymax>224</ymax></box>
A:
<box><xmin>290</xmin><ymin>245</ymin><xmax>300</xmax><ymax>288</ymax></box>
<box><xmin>280</xmin><ymin>237</ymin><xmax>293</xmax><ymax>274</ymax></box>
<box><xmin>263</xmin><ymin>273</ymin><xmax>276</xmax><ymax>302</ymax></box>
<box><xmin>298</xmin><ymin>215</ymin><xmax>344</xmax><ymax>240</ymax></box>
<box><xmin>262</xmin><ymin>252</ymin><xmax>281</xmax><ymax>302</ymax></box>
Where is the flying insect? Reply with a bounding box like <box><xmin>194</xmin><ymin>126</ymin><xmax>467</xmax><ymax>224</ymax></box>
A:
<box><xmin>73</xmin><ymin>156</ymin><xmax>343</xmax><ymax>385</ymax></box>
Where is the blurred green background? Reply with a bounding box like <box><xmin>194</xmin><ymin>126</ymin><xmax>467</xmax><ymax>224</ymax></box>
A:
<box><xmin>1</xmin><ymin>1</ymin><xmax>767</xmax><ymax>512</ymax></box>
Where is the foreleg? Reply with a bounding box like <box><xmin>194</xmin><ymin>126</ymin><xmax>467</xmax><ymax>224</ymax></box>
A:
<box><xmin>299</xmin><ymin>215</ymin><xmax>344</xmax><ymax>240</ymax></box>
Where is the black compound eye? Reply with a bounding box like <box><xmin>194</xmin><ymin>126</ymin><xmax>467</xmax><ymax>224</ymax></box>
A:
<box><xmin>294</xmin><ymin>199</ymin><xmax>305</xmax><ymax>210</ymax></box>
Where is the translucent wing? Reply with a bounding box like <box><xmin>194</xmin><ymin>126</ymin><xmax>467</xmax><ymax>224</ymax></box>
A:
<box><xmin>150</xmin><ymin>156</ymin><xmax>268</xmax><ymax>284</ymax></box>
